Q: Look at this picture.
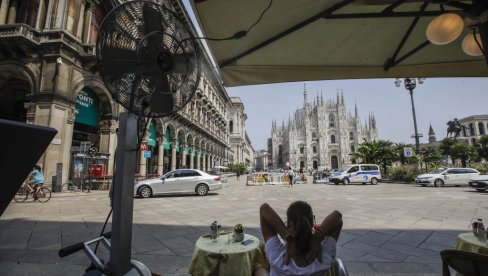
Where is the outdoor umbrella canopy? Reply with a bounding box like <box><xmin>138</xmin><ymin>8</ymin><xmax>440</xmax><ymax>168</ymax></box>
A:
<box><xmin>189</xmin><ymin>0</ymin><xmax>488</xmax><ymax>87</ymax></box>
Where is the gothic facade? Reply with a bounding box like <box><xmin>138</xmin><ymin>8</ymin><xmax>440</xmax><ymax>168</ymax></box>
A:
<box><xmin>270</xmin><ymin>86</ymin><xmax>378</xmax><ymax>170</ymax></box>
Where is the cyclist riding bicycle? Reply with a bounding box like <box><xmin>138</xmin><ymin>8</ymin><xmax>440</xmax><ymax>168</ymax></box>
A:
<box><xmin>26</xmin><ymin>165</ymin><xmax>44</xmax><ymax>198</ymax></box>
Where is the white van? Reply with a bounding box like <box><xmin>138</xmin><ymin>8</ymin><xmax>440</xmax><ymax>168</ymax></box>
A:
<box><xmin>329</xmin><ymin>164</ymin><xmax>381</xmax><ymax>185</ymax></box>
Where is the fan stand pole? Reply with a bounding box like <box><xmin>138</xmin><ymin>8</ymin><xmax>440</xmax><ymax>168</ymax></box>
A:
<box><xmin>110</xmin><ymin>112</ymin><xmax>137</xmax><ymax>275</ymax></box>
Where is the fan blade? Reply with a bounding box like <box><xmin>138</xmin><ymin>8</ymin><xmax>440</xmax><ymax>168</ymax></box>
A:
<box><xmin>142</xmin><ymin>3</ymin><xmax>163</xmax><ymax>35</ymax></box>
<box><xmin>153</xmin><ymin>73</ymin><xmax>172</xmax><ymax>94</ymax></box>
<box><xmin>148</xmin><ymin>92</ymin><xmax>174</xmax><ymax>116</ymax></box>
<box><xmin>100</xmin><ymin>44</ymin><xmax>137</xmax><ymax>81</ymax></box>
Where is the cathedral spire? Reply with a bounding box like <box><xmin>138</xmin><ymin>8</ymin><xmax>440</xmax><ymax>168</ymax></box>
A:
<box><xmin>303</xmin><ymin>83</ymin><xmax>308</xmax><ymax>108</ymax></box>
<box><xmin>341</xmin><ymin>90</ymin><xmax>345</xmax><ymax>106</ymax></box>
<box><xmin>320</xmin><ymin>90</ymin><xmax>324</xmax><ymax>106</ymax></box>
<box><xmin>336</xmin><ymin>90</ymin><xmax>340</xmax><ymax>106</ymax></box>
<box><xmin>355</xmin><ymin>101</ymin><xmax>358</xmax><ymax>119</ymax></box>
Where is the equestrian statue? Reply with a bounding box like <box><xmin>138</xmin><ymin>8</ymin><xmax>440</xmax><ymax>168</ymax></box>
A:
<box><xmin>446</xmin><ymin>118</ymin><xmax>466</xmax><ymax>138</ymax></box>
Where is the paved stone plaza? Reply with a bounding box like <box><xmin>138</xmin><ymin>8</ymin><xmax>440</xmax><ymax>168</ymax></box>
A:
<box><xmin>1</xmin><ymin>177</ymin><xmax>488</xmax><ymax>275</ymax></box>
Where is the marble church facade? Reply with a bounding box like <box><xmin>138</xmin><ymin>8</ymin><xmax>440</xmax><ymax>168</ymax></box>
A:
<box><xmin>270</xmin><ymin>85</ymin><xmax>378</xmax><ymax>170</ymax></box>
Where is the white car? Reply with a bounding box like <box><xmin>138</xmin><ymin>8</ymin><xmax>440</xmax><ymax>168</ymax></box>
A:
<box><xmin>415</xmin><ymin>168</ymin><xmax>480</xmax><ymax>187</ymax></box>
<box><xmin>134</xmin><ymin>169</ymin><xmax>222</xmax><ymax>198</ymax></box>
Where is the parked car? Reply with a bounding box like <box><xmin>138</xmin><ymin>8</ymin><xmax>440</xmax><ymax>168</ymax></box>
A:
<box><xmin>415</xmin><ymin>168</ymin><xmax>480</xmax><ymax>187</ymax></box>
<box><xmin>329</xmin><ymin>164</ymin><xmax>381</xmax><ymax>185</ymax></box>
<box><xmin>468</xmin><ymin>174</ymin><xmax>488</xmax><ymax>192</ymax></box>
<box><xmin>134</xmin><ymin>169</ymin><xmax>222</xmax><ymax>198</ymax></box>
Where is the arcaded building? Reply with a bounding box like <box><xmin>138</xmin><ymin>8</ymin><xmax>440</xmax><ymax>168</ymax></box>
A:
<box><xmin>0</xmin><ymin>0</ymin><xmax>232</xmax><ymax>186</ymax></box>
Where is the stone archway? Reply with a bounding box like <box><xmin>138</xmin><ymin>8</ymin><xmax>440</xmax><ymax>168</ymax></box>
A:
<box><xmin>0</xmin><ymin>62</ymin><xmax>37</xmax><ymax>122</ymax></box>
<box><xmin>331</xmin><ymin>156</ymin><xmax>339</xmax><ymax>169</ymax></box>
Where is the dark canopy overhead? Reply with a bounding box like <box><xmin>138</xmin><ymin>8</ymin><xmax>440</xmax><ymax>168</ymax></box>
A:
<box><xmin>189</xmin><ymin>0</ymin><xmax>488</xmax><ymax>87</ymax></box>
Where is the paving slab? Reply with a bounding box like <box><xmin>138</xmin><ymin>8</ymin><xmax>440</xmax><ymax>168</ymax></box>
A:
<box><xmin>1</xmin><ymin>179</ymin><xmax>484</xmax><ymax>275</ymax></box>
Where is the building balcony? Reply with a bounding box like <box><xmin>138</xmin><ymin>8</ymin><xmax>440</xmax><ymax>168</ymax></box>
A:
<box><xmin>0</xmin><ymin>24</ymin><xmax>95</xmax><ymax>60</ymax></box>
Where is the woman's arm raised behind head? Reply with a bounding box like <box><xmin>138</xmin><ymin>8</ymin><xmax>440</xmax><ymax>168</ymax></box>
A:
<box><xmin>259</xmin><ymin>203</ymin><xmax>290</xmax><ymax>243</ymax></box>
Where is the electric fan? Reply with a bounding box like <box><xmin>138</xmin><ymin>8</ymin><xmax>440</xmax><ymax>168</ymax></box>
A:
<box><xmin>96</xmin><ymin>0</ymin><xmax>201</xmax><ymax>117</ymax></box>
<box><xmin>94</xmin><ymin>1</ymin><xmax>201</xmax><ymax>274</ymax></box>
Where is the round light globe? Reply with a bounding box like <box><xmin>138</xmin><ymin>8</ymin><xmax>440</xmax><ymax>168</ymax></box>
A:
<box><xmin>426</xmin><ymin>13</ymin><xmax>464</xmax><ymax>45</ymax></box>
<box><xmin>462</xmin><ymin>33</ymin><xmax>483</xmax><ymax>56</ymax></box>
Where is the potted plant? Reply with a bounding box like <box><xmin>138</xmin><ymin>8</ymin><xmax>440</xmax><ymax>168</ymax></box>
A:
<box><xmin>233</xmin><ymin>223</ymin><xmax>244</xmax><ymax>242</ymax></box>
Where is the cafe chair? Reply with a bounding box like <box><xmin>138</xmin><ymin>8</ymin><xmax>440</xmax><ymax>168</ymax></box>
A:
<box><xmin>327</xmin><ymin>258</ymin><xmax>349</xmax><ymax>276</ymax></box>
<box><xmin>440</xmin><ymin>249</ymin><xmax>488</xmax><ymax>276</ymax></box>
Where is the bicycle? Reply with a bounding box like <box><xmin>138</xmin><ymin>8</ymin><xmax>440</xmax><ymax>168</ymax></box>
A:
<box><xmin>62</xmin><ymin>180</ymin><xmax>79</xmax><ymax>192</ymax></box>
<box><xmin>14</xmin><ymin>183</ymin><xmax>52</xmax><ymax>203</ymax></box>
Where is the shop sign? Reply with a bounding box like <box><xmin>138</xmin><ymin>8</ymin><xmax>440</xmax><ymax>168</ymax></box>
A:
<box><xmin>144</xmin><ymin>150</ymin><xmax>151</xmax><ymax>158</ymax></box>
<box><xmin>75</xmin><ymin>88</ymin><xmax>99</xmax><ymax>127</ymax></box>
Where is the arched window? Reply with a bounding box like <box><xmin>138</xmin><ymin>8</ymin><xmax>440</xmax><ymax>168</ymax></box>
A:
<box><xmin>300</xmin><ymin>147</ymin><xmax>304</xmax><ymax>154</ymax></box>
<box><xmin>229</xmin><ymin>120</ymin><xmax>233</xmax><ymax>133</ymax></box>
<box><xmin>349</xmin><ymin>131</ymin><xmax>354</xmax><ymax>140</ymax></box>
<box><xmin>331</xmin><ymin>135</ymin><xmax>336</xmax><ymax>143</ymax></box>
<box><xmin>351</xmin><ymin>145</ymin><xmax>355</xmax><ymax>152</ymax></box>
<box><xmin>313</xmin><ymin>146</ymin><xmax>317</xmax><ymax>153</ymax></box>
<box><xmin>329</xmin><ymin>114</ymin><xmax>335</xmax><ymax>127</ymax></box>
<box><xmin>478</xmin><ymin>122</ymin><xmax>485</xmax><ymax>135</ymax></box>
<box><xmin>469</xmin><ymin>123</ymin><xmax>475</xmax><ymax>136</ymax></box>
<box><xmin>463</xmin><ymin>126</ymin><xmax>467</xmax><ymax>137</ymax></box>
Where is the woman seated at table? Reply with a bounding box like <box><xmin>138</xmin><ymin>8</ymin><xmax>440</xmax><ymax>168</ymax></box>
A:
<box><xmin>255</xmin><ymin>201</ymin><xmax>342</xmax><ymax>276</ymax></box>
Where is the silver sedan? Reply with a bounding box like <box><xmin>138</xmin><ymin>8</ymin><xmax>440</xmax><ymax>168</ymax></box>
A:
<box><xmin>134</xmin><ymin>169</ymin><xmax>222</xmax><ymax>198</ymax></box>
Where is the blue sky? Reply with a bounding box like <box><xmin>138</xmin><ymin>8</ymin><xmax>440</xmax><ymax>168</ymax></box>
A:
<box><xmin>227</xmin><ymin>78</ymin><xmax>488</xmax><ymax>150</ymax></box>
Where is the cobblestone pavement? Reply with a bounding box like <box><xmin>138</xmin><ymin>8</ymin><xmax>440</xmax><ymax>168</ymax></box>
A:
<box><xmin>1</xmin><ymin>177</ymin><xmax>488</xmax><ymax>275</ymax></box>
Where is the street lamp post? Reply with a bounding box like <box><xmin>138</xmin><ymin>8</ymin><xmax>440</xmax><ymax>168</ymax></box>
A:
<box><xmin>395</xmin><ymin>77</ymin><xmax>425</xmax><ymax>154</ymax></box>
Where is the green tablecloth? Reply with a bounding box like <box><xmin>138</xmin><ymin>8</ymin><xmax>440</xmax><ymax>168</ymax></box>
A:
<box><xmin>189</xmin><ymin>233</ymin><xmax>269</xmax><ymax>276</ymax></box>
<box><xmin>456</xmin><ymin>232</ymin><xmax>488</xmax><ymax>255</ymax></box>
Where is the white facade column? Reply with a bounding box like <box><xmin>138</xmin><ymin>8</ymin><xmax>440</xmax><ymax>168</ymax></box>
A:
<box><xmin>189</xmin><ymin>146</ymin><xmax>194</xmax><ymax>169</ymax></box>
<box><xmin>170</xmin><ymin>141</ymin><xmax>177</xmax><ymax>171</ymax></box>
<box><xmin>202</xmin><ymin>152</ymin><xmax>206</xmax><ymax>172</ymax></box>
<box><xmin>196</xmin><ymin>148</ymin><xmax>201</xmax><ymax>170</ymax></box>
<box><xmin>83</xmin><ymin>4</ymin><xmax>92</xmax><ymax>42</ymax></box>
<box><xmin>157</xmin><ymin>138</ymin><xmax>164</xmax><ymax>176</ymax></box>
<box><xmin>30</xmin><ymin>102</ymin><xmax>77</xmax><ymax>187</ymax></box>
<box><xmin>0</xmin><ymin>0</ymin><xmax>10</xmax><ymax>24</ymax></box>
<box><xmin>138</xmin><ymin>151</ymin><xmax>147</xmax><ymax>176</ymax></box>
<box><xmin>54</xmin><ymin>0</ymin><xmax>67</xmax><ymax>28</ymax></box>
<box><xmin>35</xmin><ymin>0</ymin><xmax>46</xmax><ymax>29</ymax></box>
<box><xmin>76</xmin><ymin>0</ymin><xmax>86</xmax><ymax>38</ymax></box>
<box><xmin>6</xmin><ymin>0</ymin><xmax>16</xmax><ymax>24</ymax></box>
<box><xmin>99</xmin><ymin>119</ymin><xmax>118</xmax><ymax>176</ymax></box>
<box><xmin>180</xmin><ymin>142</ymin><xmax>186</xmax><ymax>168</ymax></box>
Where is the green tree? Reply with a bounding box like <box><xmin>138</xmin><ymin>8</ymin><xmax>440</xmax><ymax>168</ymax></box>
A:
<box><xmin>350</xmin><ymin>139</ymin><xmax>378</xmax><ymax>164</ymax></box>
<box><xmin>475</xmin><ymin>135</ymin><xmax>488</xmax><ymax>161</ymax></box>
<box><xmin>422</xmin><ymin>146</ymin><xmax>443</xmax><ymax>171</ymax></box>
<box><xmin>375</xmin><ymin>140</ymin><xmax>398</xmax><ymax>175</ymax></box>
<box><xmin>350</xmin><ymin>139</ymin><xmax>398</xmax><ymax>174</ymax></box>
<box><xmin>440</xmin><ymin>138</ymin><xmax>457</xmax><ymax>164</ymax></box>
<box><xmin>450</xmin><ymin>142</ymin><xmax>478</xmax><ymax>167</ymax></box>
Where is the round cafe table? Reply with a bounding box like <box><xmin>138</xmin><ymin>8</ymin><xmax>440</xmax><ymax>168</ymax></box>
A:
<box><xmin>456</xmin><ymin>232</ymin><xmax>488</xmax><ymax>255</ymax></box>
<box><xmin>188</xmin><ymin>233</ymin><xmax>269</xmax><ymax>276</ymax></box>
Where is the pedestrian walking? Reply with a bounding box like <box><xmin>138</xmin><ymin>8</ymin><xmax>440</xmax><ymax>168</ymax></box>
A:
<box><xmin>236</xmin><ymin>171</ymin><xmax>240</xmax><ymax>181</ymax></box>
<box><xmin>288</xmin><ymin>167</ymin><xmax>294</xmax><ymax>187</ymax></box>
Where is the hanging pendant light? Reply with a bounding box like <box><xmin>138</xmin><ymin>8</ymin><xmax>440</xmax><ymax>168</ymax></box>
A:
<box><xmin>462</xmin><ymin>32</ymin><xmax>484</xmax><ymax>56</ymax></box>
<box><xmin>426</xmin><ymin>13</ymin><xmax>464</xmax><ymax>45</ymax></box>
